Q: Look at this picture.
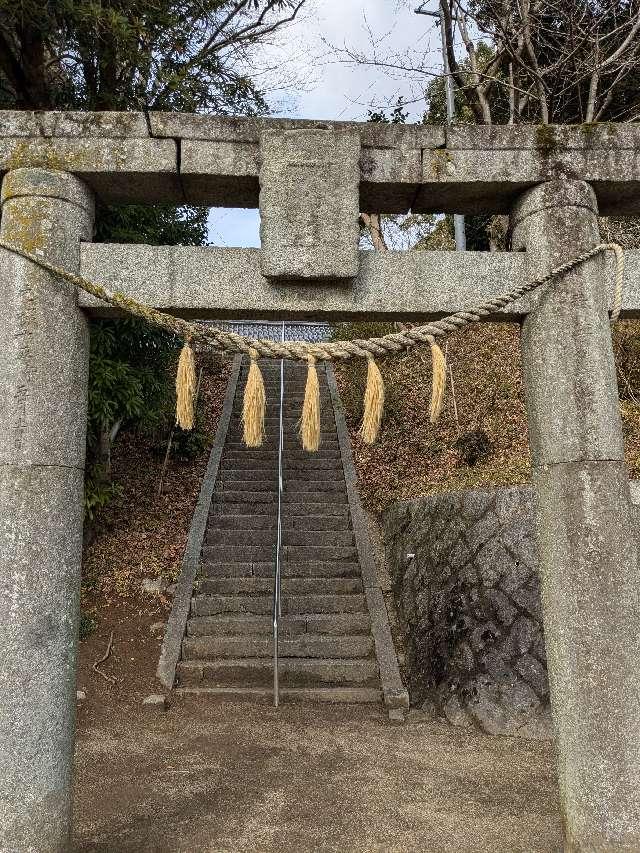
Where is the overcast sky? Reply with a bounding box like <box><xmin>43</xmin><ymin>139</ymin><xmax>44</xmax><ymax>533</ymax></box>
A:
<box><xmin>208</xmin><ymin>0</ymin><xmax>442</xmax><ymax>246</ymax></box>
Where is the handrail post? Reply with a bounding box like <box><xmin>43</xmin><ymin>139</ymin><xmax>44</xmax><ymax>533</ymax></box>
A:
<box><xmin>273</xmin><ymin>320</ymin><xmax>285</xmax><ymax>707</ymax></box>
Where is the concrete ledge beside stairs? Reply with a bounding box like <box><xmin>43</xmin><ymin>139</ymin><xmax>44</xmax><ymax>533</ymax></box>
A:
<box><xmin>326</xmin><ymin>365</ymin><xmax>410</xmax><ymax>718</ymax></box>
<box><xmin>157</xmin><ymin>355</ymin><xmax>242</xmax><ymax>689</ymax></box>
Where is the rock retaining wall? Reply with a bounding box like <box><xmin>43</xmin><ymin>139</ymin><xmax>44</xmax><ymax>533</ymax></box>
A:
<box><xmin>384</xmin><ymin>486</ymin><xmax>551</xmax><ymax>738</ymax></box>
<box><xmin>385</xmin><ymin>483</ymin><xmax>640</xmax><ymax>739</ymax></box>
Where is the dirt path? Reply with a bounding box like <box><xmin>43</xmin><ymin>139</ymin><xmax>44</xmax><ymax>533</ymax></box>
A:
<box><xmin>73</xmin><ymin>695</ymin><xmax>562</xmax><ymax>852</ymax></box>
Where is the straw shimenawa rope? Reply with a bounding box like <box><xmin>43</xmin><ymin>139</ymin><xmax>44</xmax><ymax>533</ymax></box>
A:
<box><xmin>299</xmin><ymin>355</ymin><xmax>321</xmax><ymax>452</ymax></box>
<box><xmin>359</xmin><ymin>355</ymin><xmax>385</xmax><ymax>445</ymax></box>
<box><xmin>429</xmin><ymin>341</ymin><xmax>447</xmax><ymax>425</ymax></box>
<box><xmin>241</xmin><ymin>348</ymin><xmax>266</xmax><ymax>447</ymax></box>
<box><xmin>0</xmin><ymin>240</ymin><xmax>624</xmax><ymax>450</ymax></box>
<box><xmin>175</xmin><ymin>338</ymin><xmax>197</xmax><ymax>430</ymax></box>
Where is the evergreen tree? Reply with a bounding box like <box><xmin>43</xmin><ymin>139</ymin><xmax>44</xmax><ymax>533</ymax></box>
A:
<box><xmin>0</xmin><ymin>0</ymin><xmax>307</xmax><ymax>511</ymax></box>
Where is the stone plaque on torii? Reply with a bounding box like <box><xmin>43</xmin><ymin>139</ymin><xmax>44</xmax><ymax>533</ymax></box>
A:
<box><xmin>0</xmin><ymin>112</ymin><xmax>639</xmax><ymax>852</ymax></box>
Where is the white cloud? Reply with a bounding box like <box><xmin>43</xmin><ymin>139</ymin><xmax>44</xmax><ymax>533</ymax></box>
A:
<box><xmin>208</xmin><ymin>1</ymin><xmax>443</xmax><ymax>246</ymax></box>
<box><xmin>271</xmin><ymin>0</ymin><xmax>442</xmax><ymax>121</ymax></box>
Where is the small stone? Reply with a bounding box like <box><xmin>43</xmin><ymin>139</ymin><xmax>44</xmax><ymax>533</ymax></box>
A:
<box><xmin>486</xmin><ymin>588</ymin><xmax>517</xmax><ymax>626</ymax></box>
<box><xmin>76</xmin><ymin>690</ymin><xmax>86</xmax><ymax>701</ymax></box>
<box><xmin>443</xmin><ymin>694</ymin><xmax>473</xmax><ymax>728</ymax></box>
<box><xmin>514</xmin><ymin>707</ymin><xmax>554</xmax><ymax>741</ymax></box>
<box><xmin>511</xmin><ymin>583</ymin><xmax>543</xmax><ymax>620</ymax></box>
<box><xmin>420</xmin><ymin>697</ymin><xmax>439</xmax><ymax>718</ymax></box>
<box><xmin>388</xmin><ymin>708</ymin><xmax>405</xmax><ymax>725</ymax></box>
<box><xmin>515</xmin><ymin>654</ymin><xmax>548</xmax><ymax>697</ymax></box>
<box><xmin>481</xmin><ymin>649</ymin><xmax>512</xmax><ymax>684</ymax></box>
<box><xmin>469</xmin><ymin>620</ymin><xmax>500</xmax><ymax>653</ymax></box>
<box><xmin>141</xmin><ymin>577</ymin><xmax>168</xmax><ymax>595</ymax></box>
<box><xmin>499</xmin><ymin>557</ymin><xmax>533</xmax><ymax>596</ymax></box>
<box><xmin>142</xmin><ymin>694</ymin><xmax>168</xmax><ymax>712</ymax></box>
<box><xmin>467</xmin><ymin>678</ymin><xmax>509</xmax><ymax>735</ymax></box>
<box><xmin>149</xmin><ymin>621</ymin><xmax>165</xmax><ymax>634</ymax></box>
<box><xmin>453</xmin><ymin>640</ymin><xmax>475</xmax><ymax>673</ymax></box>
<box><xmin>505</xmin><ymin>615</ymin><xmax>536</xmax><ymax>656</ymax></box>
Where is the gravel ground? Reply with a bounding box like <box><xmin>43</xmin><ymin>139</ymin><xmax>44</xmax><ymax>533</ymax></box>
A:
<box><xmin>73</xmin><ymin>696</ymin><xmax>562</xmax><ymax>852</ymax></box>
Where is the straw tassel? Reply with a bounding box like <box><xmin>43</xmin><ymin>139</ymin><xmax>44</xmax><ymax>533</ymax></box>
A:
<box><xmin>176</xmin><ymin>338</ymin><xmax>197</xmax><ymax>430</ymax></box>
<box><xmin>242</xmin><ymin>349</ymin><xmax>266</xmax><ymax>447</ymax></box>
<box><xmin>430</xmin><ymin>340</ymin><xmax>447</xmax><ymax>423</ymax></box>
<box><xmin>300</xmin><ymin>355</ymin><xmax>321</xmax><ymax>452</ymax></box>
<box><xmin>358</xmin><ymin>355</ymin><xmax>385</xmax><ymax>445</ymax></box>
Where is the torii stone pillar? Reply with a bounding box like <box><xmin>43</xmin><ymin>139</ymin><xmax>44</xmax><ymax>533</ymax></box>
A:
<box><xmin>512</xmin><ymin>179</ymin><xmax>640</xmax><ymax>851</ymax></box>
<box><xmin>0</xmin><ymin>169</ymin><xmax>94</xmax><ymax>851</ymax></box>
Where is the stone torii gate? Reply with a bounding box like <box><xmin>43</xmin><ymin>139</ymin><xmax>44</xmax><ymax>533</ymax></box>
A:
<box><xmin>0</xmin><ymin>112</ymin><xmax>639</xmax><ymax>852</ymax></box>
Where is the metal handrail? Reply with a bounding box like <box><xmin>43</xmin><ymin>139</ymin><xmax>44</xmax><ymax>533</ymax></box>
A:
<box><xmin>273</xmin><ymin>321</ymin><xmax>285</xmax><ymax>707</ymax></box>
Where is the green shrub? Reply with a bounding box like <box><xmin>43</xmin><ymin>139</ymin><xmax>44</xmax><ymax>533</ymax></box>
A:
<box><xmin>84</xmin><ymin>465</ymin><xmax>122</xmax><ymax>521</ymax></box>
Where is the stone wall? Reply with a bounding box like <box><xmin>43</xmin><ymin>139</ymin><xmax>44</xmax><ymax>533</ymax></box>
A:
<box><xmin>384</xmin><ymin>486</ymin><xmax>551</xmax><ymax>738</ymax></box>
<box><xmin>384</xmin><ymin>484</ymin><xmax>640</xmax><ymax>739</ymax></box>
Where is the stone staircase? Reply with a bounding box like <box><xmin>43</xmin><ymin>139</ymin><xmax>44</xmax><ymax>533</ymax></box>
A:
<box><xmin>174</xmin><ymin>358</ymin><xmax>387</xmax><ymax>704</ymax></box>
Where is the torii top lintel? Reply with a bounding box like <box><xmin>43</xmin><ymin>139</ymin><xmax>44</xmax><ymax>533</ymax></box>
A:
<box><xmin>1</xmin><ymin>110</ymin><xmax>638</xmax><ymax>217</ymax></box>
<box><xmin>1</xmin><ymin>110</ymin><xmax>639</xmax><ymax>304</ymax></box>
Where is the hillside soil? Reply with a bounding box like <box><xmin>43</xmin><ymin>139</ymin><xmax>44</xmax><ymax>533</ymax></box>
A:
<box><xmin>335</xmin><ymin>321</ymin><xmax>640</xmax><ymax>515</ymax></box>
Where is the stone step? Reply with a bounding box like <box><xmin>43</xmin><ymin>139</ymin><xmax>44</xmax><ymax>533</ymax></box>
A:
<box><xmin>229</xmin><ymin>414</ymin><xmax>336</xmax><ymax>424</ymax></box>
<box><xmin>191</xmin><ymin>593</ymin><xmax>367</xmax><ymax>616</ymax></box>
<box><xmin>204</xmin><ymin>530</ymin><xmax>275</xmax><ymax>547</ymax></box>
<box><xmin>219</xmin><ymin>469</ymin><xmax>345</xmax><ymax>482</ymax></box>
<box><xmin>225</xmin><ymin>432</ymin><xmax>339</xmax><ymax>442</ymax></box>
<box><xmin>230</xmin><ymin>410</ymin><xmax>333</xmax><ymax>421</ymax></box>
<box><xmin>200</xmin><ymin>560</ymin><xmax>361</xmax><ymax>579</ymax></box>
<box><xmin>210</xmin><ymin>502</ymin><xmax>276</xmax><ymax>517</ymax></box>
<box><xmin>199</xmin><ymin>562</ymin><xmax>272</xmax><ymax>578</ymax></box>
<box><xmin>231</xmin><ymin>402</ymin><xmax>332</xmax><ymax>413</ymax></box>
<box><xmin>211</xmin><ymin>501</ymin><xmax>350</xmax><ymax>517</ymax></box>
<box><xmin>281</xmin><ymin>502</ymin><xmax>351</xmax><ymax>516</ymax></box>
<box><xmin>283</xmin><ymin>545</ymin><xmax>357</xmax><ymax>561</ymax></box>
<box><xmin>213</xmin><ymin>491</ymin><xmax>349</xmax><ymax>506</ymax></box>
<box><xmin>241</xmin><ymin>380</ymin><xmax>329</xmax><ymax>388</ymax></box>
<box><xmin>232</xmin><ymin>398</ymin><xmax>332</xmax><ymax>410</ymax></box>
<box><xmin>199</xmin><ymin>577</ymin><xmax>363</xmax><ymax>596</ymax></box>
<box><xmin>213</xmin><ymin>491</ymin><xmax>277</xmax><ymax>505</ymax></box>
<box><xmin>176</xmin><ymin>657</ymin><xmax>379</xmax><ymax>688</ymax></box>
<box><xmin>224</xmin><ymin>445</ymin><xmax>341</xmax><ymax>456</ymax></box>
<box><xmin>186</xmin><ymin>612</ymin><xmax>371</xmax><ymax>637</ymax></box>
<box><xmin>210</xmin><ymin>515</ymin><xmax>277</xmax><ymax>530</ymax></box>
<box><xmin>214</xmin><ymin>479</ymin><xmax>345</xmax><ymax>494</ymax></box>
<box><xmin>280</xmin><ymin>560</ymin><xmax>361</xmax><ymax>577</ymax></box>
<box><xmin>225</xmin><ymin>434</ymin><xmax>339</xmax><ymax>445</ymax></box>
<box><xmin>240</xmin><ymin>370</ymin><xmax>325</xmax><ymax>378</ymax></box>
<box><xmin>199</xmin><ymin>545</ymin><xmax>276</xmax><ymax>562</ymax></box>
<box><xmin>224</xmin><ymin>448</ymin><xmax>341</xmax><ymax>459</ymax></box>
<box><xmin>204</xmin><ymin>530</ymin><xmax>354</xmax><ymax>548</ymax></box>
<box><xmin>284</xmin><ymin>481</ymin><xmax>346</xmax><ymax>492</ymax></box>
<box><xmin>225</xmin><ymin>458</ymin><xmax>343</xmax><ymax>470</ymax></box>
<box><xmin>182</xmin><ymin>633</ymin><xmax>373</xmax><ymax>660</ymax></box>
<box><xmin>282</xmin><ymin>516</ymin><xmax>352</xmax><ymax>531</ymax></box>
<box><xmin>282</xmin><ymin>530</ymin><xmax>354</xmax><ymax>546</ymax></box>
<box><xmin>208</xmin><ymin>515</ymin><xmax>351</xmax><ymax>532</ymax></box>
<box><xmin>218</xmin><ymin>469</ymin><xmax>280</xmax><ymax>479</ymax></box>
<box><xmin>174</xmin><ymin>686</ymin><xmax>382</xmax><ymax>704</ymax></box>
<box><xmin>234</xmin><ymin>430</ymin><xmax>338</xmax><ymax>438</ymax></box>
<box><xmin>284</xmin><ymin>467</ymin><xmax>345</xmax><ymax>477</ymax></box>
